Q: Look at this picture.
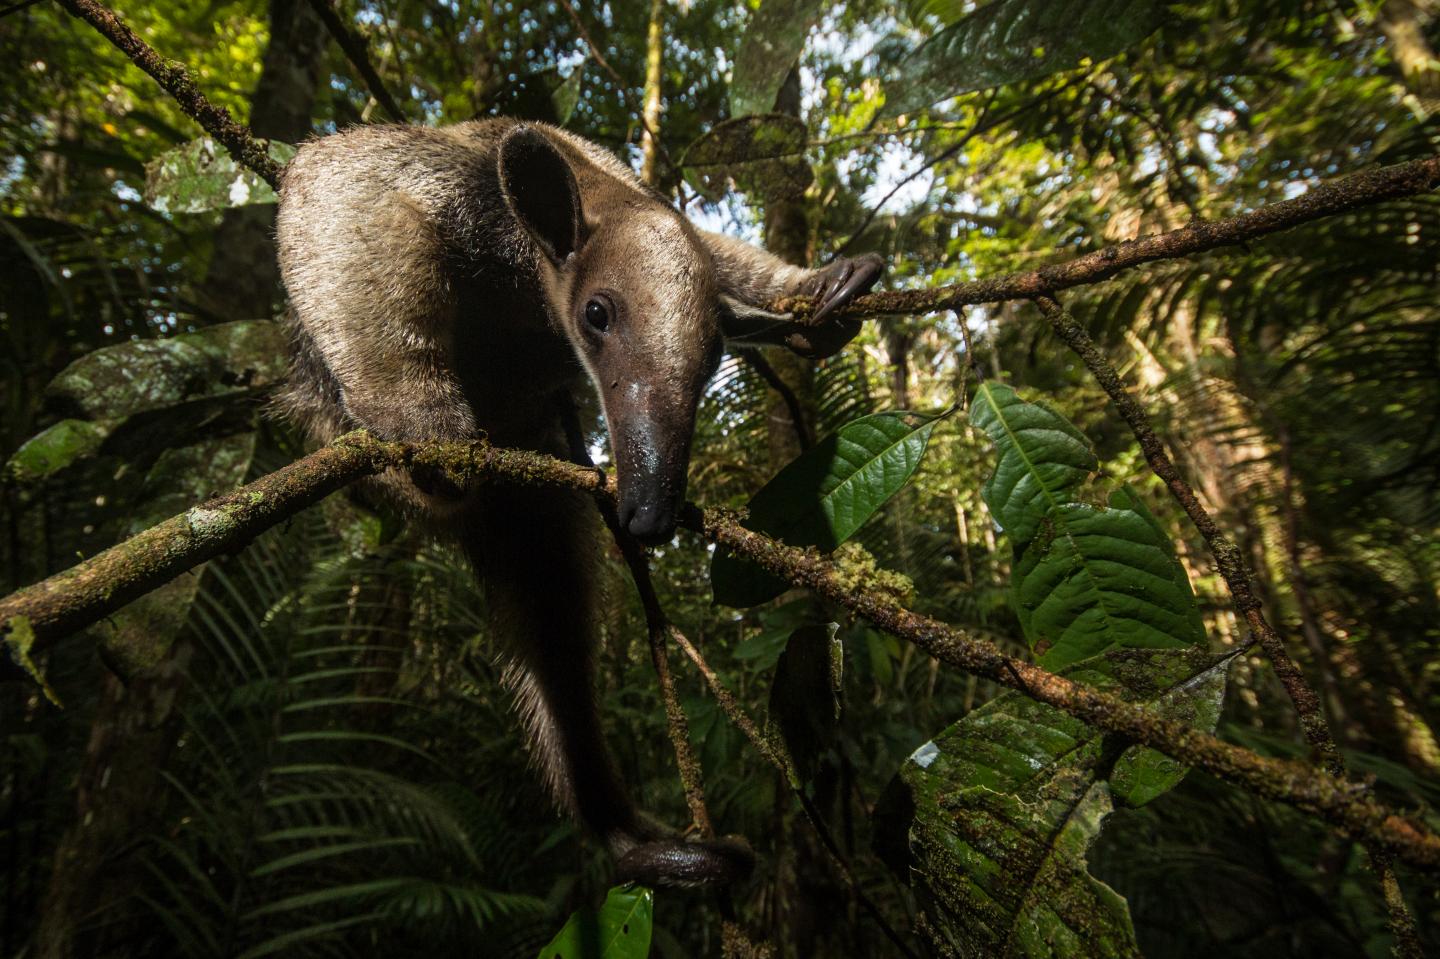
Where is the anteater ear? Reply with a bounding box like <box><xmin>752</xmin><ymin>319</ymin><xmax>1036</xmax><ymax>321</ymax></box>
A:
<box><xmin>497</xmin><ymin>125</ymin><xmax>583</xmax><ymax>264</ymax></box>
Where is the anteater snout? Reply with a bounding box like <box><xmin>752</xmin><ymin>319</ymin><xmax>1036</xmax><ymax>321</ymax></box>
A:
<box><xmin>621</xmin><ymin>500</ymin><xmax>677</xmax><ymax>546</ymax></box>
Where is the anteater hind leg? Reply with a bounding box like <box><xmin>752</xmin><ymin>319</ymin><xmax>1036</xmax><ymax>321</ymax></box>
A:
<box><xmin>460</xmin><ymin>483</ymin><xmax>753</xmax><ymax>887</ymax></box>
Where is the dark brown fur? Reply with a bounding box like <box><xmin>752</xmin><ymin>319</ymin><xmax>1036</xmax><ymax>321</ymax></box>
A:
<box><xmin>276</xmin><ymin>119</ymin><xmax>880</xmax><ymax>885</ymax></box>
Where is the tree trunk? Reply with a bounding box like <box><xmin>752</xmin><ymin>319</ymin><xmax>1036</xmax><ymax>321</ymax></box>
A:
<box><xmin>195</xmin><ymin>0</ymin><xmax>329</xmax><ymax>322</ymax></box>
<box><xmin>639</xmin><ymin>0</ymin><xmax>664</xmax><ymax>187</ymax></box>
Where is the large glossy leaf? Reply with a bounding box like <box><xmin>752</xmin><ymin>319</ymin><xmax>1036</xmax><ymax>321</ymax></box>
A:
<box><xmin>711</xmin><ymin>411</ymin><xmax>941</xmax><ymax>608</ymax></box>
<box><xmin>972</xmin><ymin>386</ymin><xmax>1204</xmax><ymax>668</ymax></box>
<box><xmin>680</xmin><ymin>114</ymin><xmax>811</xmax><ymax>203</ymax></box>
<box><xmin>145</xmin><ymin>137</ymin><xmax>296</xmax><ymax>213</ymax></box>
<box><xmin>768</xmin><ymin>623</ymin><xmax>842</xmax><ymax>784</ymax></box>
<box><xmin>970</xmin><ymin>382</ymin><xmax>1096</xmax><ymax>547</ymax></box>
<box><xmin>876</xmin><ymin>647</ymin><xmax>1232</xmax><ymax>958</ymax></box>
<box><xmin>883</xmin><ymin>0</ymin><xmax>1170</xmax><ymax>116</ymax></box>
<box><xmin>729</xmin><ymin>0</ymin><xmax>827</xmax><ymax>118</ymax></box>
<box><xmin>538</xmin><ymin>885</ymin><xmax>653</xmax><ymax>959</ymax></box>
<box><xmin>46</xmin><ymin>319</ymin><xmax>287</xmax><ymax>421</ymax></box>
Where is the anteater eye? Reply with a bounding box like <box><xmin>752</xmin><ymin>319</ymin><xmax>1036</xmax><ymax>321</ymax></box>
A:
<box><xmin>584</xmin><ymin>297</ymin><xmax>611</xmax><ymax>333</ymax></box>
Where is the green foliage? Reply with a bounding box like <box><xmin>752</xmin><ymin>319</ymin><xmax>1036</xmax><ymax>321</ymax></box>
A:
<box><xmin>711</xmin><ymin>410</ymin><xmax>942</xmax><ymax>606</ymax></box>
<box><xmin>883</xmin><ymin>0</ymin><xmax>1170</xmax><ymax>115</ymax></box>
<box><xmin>538</xmin><ymin>886</ymin><xmax>654</xmax><ymax>959</ymax></box>
<box><xmin>729</xmin><ymin>0</ymin><xmax>827</xmax><ymax>117</ymax></box>
<box><xmin>144</xmin><ymin>138</ymin><xmax>296</xmax><ymax>214</ymax></box>
<box><xmin>972</xmin><ymin>384</ymin><xmax>1205</xmax><ymax>669</ymax></box>
<box><xmin>874</xmin><ymin>386</ymin><xmax>1225</xmax><ymax>956</ymax></box>
<box><xmin>680</xmin><ymin>114</ymin><xmax>812</xmax><ymax>202</ymax></box>
<box><xmin>768</xmin><ymin>622</ymin><xmax>843</xmax><ymax>783</ymax></box>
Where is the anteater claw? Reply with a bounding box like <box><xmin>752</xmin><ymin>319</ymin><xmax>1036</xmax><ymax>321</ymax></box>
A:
<box><xmin>615</xmin><ymin>835</ymin><xmax>756</xmax><ymax>889</ymax></box>
<box><xmin>784</xmin><ymin>252</ymin><xmax>884</xmax><ymax>358</ymax></box>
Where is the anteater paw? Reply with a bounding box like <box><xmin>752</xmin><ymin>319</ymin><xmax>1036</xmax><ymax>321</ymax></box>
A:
<box><xmin>614</xmin><ymin>835</ymin><xmax>756</xmax><ymax>889</ymax></box>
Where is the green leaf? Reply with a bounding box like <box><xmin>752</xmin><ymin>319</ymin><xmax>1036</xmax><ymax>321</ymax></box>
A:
<box><xmin>46</xmin><ymin>319</ymin><xmax>287</xmax><ymax>421</ymax></box>
<box><xmin>883</xmin><ymin>0</ymin><xmax>1170</xmax><ymax>116</ymax></box>
<box><xmin>680</xmin><ymin>114</ymin><xmax>811</xmax><ymax>203</ymax></box>
<box><xmin>768</xmin><ymin>623</ymin><xmax>842</xmax><ymax>783</ymax></box>
<box><xmin>972</xmin><ymin>385</ymin><xmax>1205</xmax><ymax>668</ymax></box>
<box><xmin>1015</xmin><ymin>488</ymin><xmax>1206</xmax><ymax>669</ymax></box>
<box><xmin>729</xmin><ymin>0</ymin><xmax>827</xmax><ymax>117</ymax></box>
<box><xmin>144</xmin><ymin>137</ymin><xmax>295</xmax><ymax>213</ymax></box>
<box><xmin>711</xmin><ymin>411</ymin><xmax>942</xmax><ymax>608</ymax></box>
<box><xmin>537</xmin><ymin>885</ymin><xmax>653</xmax><ymax>959</ymax></box>
<box><xmin>4</xmin><ymin>418</ymin><xmax>112</xmax><ymax>483</ymax></box>
<box><xmin>970</xmin><ymin>382</ymin><xmax>1096</xmax><ymax>549</ymax></box>
<box><xmin>876</xmin><ymin>647</ymin><xmax>1232</xmax><ymax>958</ymax></box>
<box><xmin>553</xmin><ymin>65</ymin><xmax>584</xmax><ymax>125</ymax></box>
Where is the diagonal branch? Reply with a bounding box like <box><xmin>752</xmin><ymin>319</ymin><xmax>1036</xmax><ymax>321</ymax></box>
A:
<box><xmin>771</xmin><ymin>153</ymin><xmax>1440</xmax><ymax>319</ymax></box>
<box><xmin>57</xmin><ymin>0</ymin><xmax>283</xmax><ymax>188</ymax></box>
<box><xmin>4</xmin><ymin>432</ymin><xmax>1440</xmax><ymax>873</ymax></box>
<box><xmin>1032</xmin><ymin>295</ymin><xmax>1344</xmax><ymax>774</ymax></box>
<box><xmin>304</xmin><ymin>0</ymin><xmax>408</xmax><ymax>123</ymax></box>
<box><xmin>1032</xmin><ymin>293</ymin><xmax>1423</xmax><ymax>958</ymax></box>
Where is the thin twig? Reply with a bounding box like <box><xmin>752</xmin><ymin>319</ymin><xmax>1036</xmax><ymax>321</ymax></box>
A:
<box><xmin>0</xmin><ymin>0</ymin><xmax>42</xmax><ymax>19</ymax></box>
<box><xmin>835</xmin><ymin>89</ymin><xmax>998</xmax><ymax>255</ymax></box>
<box><xmin>666</xmin><ymin>628</ymin><xmax>921</xmax><ymax>959</ymax></box>
<box><xmin>57</xmin><ymin>0</ymin><xmax>282</xmax><ymax>188</ymax></box>
<box><xmin>1031</xmin><ymin>292</ymin><xmax>1423</xmax><ymax>957</ymax></box>
<box><xmin>304</xmin><ymin>0</ymin><xmax>407</xmax><ymax>123</ymax></box>
<box><xmin>606</xmin><ymin>516</ymin><xmax>716</xmax><ymax>838</ymax></box>
<box><xmin>739</xmin><ymin>347</ymin><xmax>813</xmax><ymax>450</ymax></box>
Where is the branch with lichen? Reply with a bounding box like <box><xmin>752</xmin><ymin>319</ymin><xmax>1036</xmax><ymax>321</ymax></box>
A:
<box><xmin>5</xmin><ymin>431</ymin><xmax>1440</xmax><ymax>874</ymax></box>
<box><xmin>771</xmin><ymin>153</ymin><xmax>1440</xmax><ymax>320</ymax></box>
<box><xmin>57</xmin><ymin>0</ymin><xmax>283</xmax><ymax>188</ymax></box>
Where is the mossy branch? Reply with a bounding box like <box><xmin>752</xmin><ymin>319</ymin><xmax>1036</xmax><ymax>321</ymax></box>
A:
<box><xmin>771</xmin><ymin>153</ymin><xmax>1440</xmax><ymax>319</ymax></box>
<box><xmin>57</xmin><ymin>0</ymin><xmax>283</xmax><ymax>189</ymax></box>
<box><xmin>4</xmin><ymin>431</ymin><xmax>1440</xmax><ymax>874</ymax></box>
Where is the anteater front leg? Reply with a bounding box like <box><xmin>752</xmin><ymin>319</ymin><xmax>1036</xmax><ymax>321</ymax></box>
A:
<box><xmin>460</xmin><ymin>483</ymin><xmax>752</xmax><ymax>887</ymax></box>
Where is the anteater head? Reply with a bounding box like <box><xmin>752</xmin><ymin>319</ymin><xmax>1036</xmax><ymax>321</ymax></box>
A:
<box><xmin>497</xmin><ymin>125</ymin><xmax>724</xmax><ymax>546</ymax></box>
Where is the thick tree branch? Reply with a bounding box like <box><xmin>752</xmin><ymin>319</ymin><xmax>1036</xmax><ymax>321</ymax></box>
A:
<box><xmin>5</xmin><ymin>433</ymin><xmax>1440</xmax><ymax>873</ymax></box>
<box><xmin>304</xmin><ymin>0</ymin><xmax>407</xmax><ymax>123</ymax></box>
<box><xmin>57</xmin><ymin>0</ymin><xmax>283</xmax><ymax>189</ymax></box>
<box><xmin>773</xmin><ymin>153</ymin><xmax>1440</xmax><ymax>319</ymax></box>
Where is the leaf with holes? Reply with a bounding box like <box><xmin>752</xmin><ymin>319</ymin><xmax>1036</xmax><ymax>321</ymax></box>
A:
<box><xmin>711</xmin><ymin>411</ymin><xmax>942</xmax><ymax>608</ymax></box>
<box><xmin>145</xmin><ymin>137</ymin><xmax>296</xmax><ymax>213</ymax></box>
<box><xmin>883</xmin><ymin>0</ymin><xmax>1170</xmax><ymax>116</ymax></box>
<box><xmin>729</xmin><ymin>0</ymin><xmax>827</xmax><ymax>117</ymax></box>
<box><xmin>537</xmin><ymin>885</ymin><xmax>653</xmax><ymax>959</ymax></box>
<box><xmin>875</xmin><ymin>647</ymin><xmax>1232</xmax><ymax>959</ymax></box>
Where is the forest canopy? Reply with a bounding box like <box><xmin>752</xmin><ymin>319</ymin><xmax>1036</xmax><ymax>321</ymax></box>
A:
<box><xmin>2</xmin><ymin>1</ymin><xmax>1439</xmax><ymax>957</ymax></box>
